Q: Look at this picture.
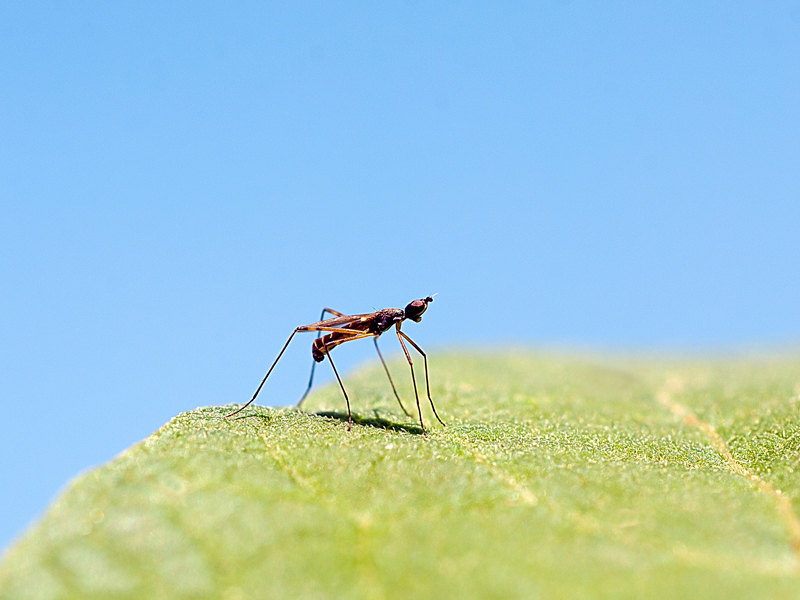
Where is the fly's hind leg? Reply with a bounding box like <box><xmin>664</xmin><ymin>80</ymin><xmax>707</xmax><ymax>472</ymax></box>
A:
<box><xmin>298</xmin><ymin>308</ymin><xmax>348</xmax><ymax>407</ymax></box>
<box><xmin>226</xmin><ymin>328</ymin><xmax>300</xmax><ymax>418</ymax></box>
<box><xmin>325</xmin><ymin>348</ymin><xmax>353</xmax><ymax>431</ymax></box>
<box><xmin>304</xmin><ymin>329</ymin><xmax>374</xmax><ymax>430</ymax></box>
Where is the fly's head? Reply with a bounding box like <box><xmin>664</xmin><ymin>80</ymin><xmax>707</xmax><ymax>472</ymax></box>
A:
<box><xmin>404</xmin><ymin>296</ymin><xmax>434</xmax><ymax>323</ymax></box>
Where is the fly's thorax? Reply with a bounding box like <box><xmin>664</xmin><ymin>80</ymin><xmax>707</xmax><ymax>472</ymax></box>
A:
<box><xmin>370</xmin><ymin>308</ymin><xmax>405</xmax><ymax>334</ymax></box>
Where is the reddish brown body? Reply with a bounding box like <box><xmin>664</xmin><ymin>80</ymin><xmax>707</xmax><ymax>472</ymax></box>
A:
<box><xmin>226</xmin><ymin>296</ymin><xmax>443</xmax><ymax>434</ymax></box>
<box><xmin>311</xmin><ymin>308</ymin><xmax>405</xmax><ymax>362</ymax></box>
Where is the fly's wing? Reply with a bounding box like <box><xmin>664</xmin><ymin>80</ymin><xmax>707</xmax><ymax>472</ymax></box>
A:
<box><xmin>303</xmin><ymin>312</ymin><xmax>375</xmax><ymax>329</ymax></box>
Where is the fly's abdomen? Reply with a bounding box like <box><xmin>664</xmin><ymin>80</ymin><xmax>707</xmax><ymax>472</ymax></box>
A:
<box><xmin>312</xmin><ymin>336</ymin><xmax>328</xmax><ymax>362</ymax></box>
<box><xmin>312</xmin><ymin>332</ymin><xmax>347</xmax><ymax>362</ymax></box>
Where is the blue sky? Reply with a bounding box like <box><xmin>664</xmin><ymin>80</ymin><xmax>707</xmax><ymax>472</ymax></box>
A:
<box><xmin>2</xmin><ymin>1</ymin><xmax>799</xmax><ymax>551</ymax></box>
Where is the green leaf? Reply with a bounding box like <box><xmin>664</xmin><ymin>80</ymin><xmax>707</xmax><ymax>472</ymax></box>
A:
<box><xmin>2</xmin><ymin>353</ymin><xmax>800</xmax><ymax>599</ymax></box>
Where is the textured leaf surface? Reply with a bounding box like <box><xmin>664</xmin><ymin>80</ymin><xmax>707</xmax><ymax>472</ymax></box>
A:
<box><xmin>2</xmin><ymin>353</ymin><xmax>800</xmax><ymax>599</ymax></box>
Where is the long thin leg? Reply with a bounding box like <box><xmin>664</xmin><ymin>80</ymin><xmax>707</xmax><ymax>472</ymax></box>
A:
<box><xmin>325</xmin><ymin>350</ymin><xmax>353</xmax><ymax>431</ymax></box>
<box><xmin>226</xmin><ymin>329</ymin><xmax>299</xmax><ymax>418</ymax></box>
<box><xmin>399</xmin><ymin>330</ymin><xmax>445</xmax><ymax>426</ymax></box>
<box><xmin>374</xmin><ymin>337</ymin><xmax>411</xmax><ymax>416</ymax></box>
<box><xmin>298</xmin><ymin>308</ymin><xmax>347</xmax><ymax>407</ymax></box>
<box><xmin>299</xmin><ymin>330</ymin><xmax>375</xmax><ymax>415</ymax></box>
<box><xmin>395</xmin><ymin>324</ymin><xmax>426</xmax><ymax>435</ymax></box>
<box><xmin>232</xmin><ymin>321</ymin><xmax>375</xmax><ymax>418</ymax></box>
<box><xmin>299</xmin><ymin>326</ymin><xmax>376</xmax><ymax>335</ymax></box>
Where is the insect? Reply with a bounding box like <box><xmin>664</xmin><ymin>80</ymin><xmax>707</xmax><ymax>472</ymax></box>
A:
<box><xmin>226</xmin><ymin>296</ymin><xmax>445</xmax><ymax>434</ymax></box>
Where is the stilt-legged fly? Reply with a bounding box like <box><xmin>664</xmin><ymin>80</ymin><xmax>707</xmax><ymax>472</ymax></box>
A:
<box><xmin>226</xmin><ymin>296</ymin><xmax>444</xmax><ymax>434</ymax></box>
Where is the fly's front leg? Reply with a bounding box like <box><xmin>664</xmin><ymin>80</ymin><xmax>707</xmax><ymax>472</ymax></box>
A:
<box><xmin>374</xmin><ymin>336</ymin><xmax>411</xmax><ymax>416</ymax></box>
<box><xmin>398</xmin><ymin>330</ymin><xmax>445</xmax><ymax>426</ymax></box>
<box><xmin>395</xmin><ymin>323</ymin><xmax>426</xmax><ymax>436</ymax></box>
